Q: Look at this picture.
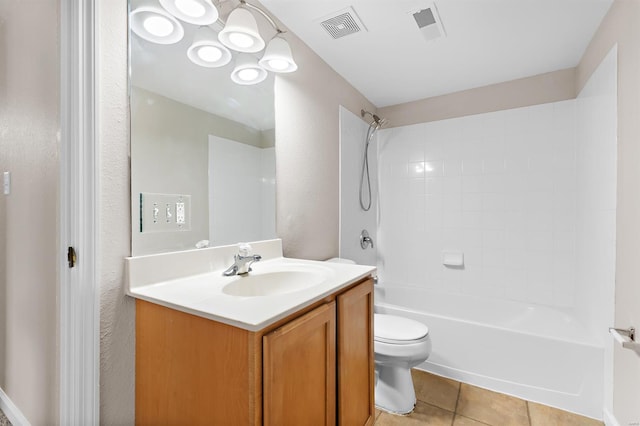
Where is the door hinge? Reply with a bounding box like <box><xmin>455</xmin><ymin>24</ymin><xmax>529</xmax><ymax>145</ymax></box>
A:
<box><xmin>67</xmin><ymin>246</ymin><xmax>77</xmax><ymax>268</ymax></box>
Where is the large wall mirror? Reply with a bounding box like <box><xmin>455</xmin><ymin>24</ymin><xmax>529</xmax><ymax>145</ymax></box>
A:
<box><xmin>129</xmin><ymin>0</ymin><xmax>278</xmax><ymax>255</ymax></box>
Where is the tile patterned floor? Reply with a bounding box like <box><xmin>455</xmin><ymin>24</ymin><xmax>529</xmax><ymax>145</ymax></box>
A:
<box><xmin>0</xmin><ymin>408</ymin><xmax>11</xmax><ymax>426</ymax></box>
<box><xmin>374</xmin><ymin>370</ymin><xmax>603</xmax><ymax>426</ymax></box>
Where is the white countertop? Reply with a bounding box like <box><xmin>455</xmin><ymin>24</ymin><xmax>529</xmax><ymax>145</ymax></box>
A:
<box><xmin>125</xmin><ymin>240</ymin><xmax>376</xmax><ymax>331</ymax></box>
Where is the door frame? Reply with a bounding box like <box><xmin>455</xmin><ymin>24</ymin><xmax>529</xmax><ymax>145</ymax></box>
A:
<box><xmin>59</xmin><ymin>0</ymin><xmax>100</xmax><ymax>424</ymax></box>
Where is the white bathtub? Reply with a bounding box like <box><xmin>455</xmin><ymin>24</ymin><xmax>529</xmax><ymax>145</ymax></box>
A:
<box><xmin>374</xmin><ymin>285</ymin><xmax>604</xmax><ymax>420</ymax></box>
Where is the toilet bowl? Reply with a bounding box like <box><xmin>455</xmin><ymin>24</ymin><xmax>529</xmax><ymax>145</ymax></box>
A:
<box><xmin>374</xmin><ymin>313</ymin><xmax>431</xmax><ymax>415</ymax></box>
<box><xmin>324</xmin><ymin>258</ymin><xmax>431</xmax><ymax>414</ymax></box>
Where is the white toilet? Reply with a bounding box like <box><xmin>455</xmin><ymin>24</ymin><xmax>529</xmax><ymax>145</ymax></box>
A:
<box><xmin>326</xmin><ymin>258</ymin><xmax>432</xmax><ymax>414</ymax></box>
<box><xmin>374</xmin><ymin>313</ymin><xmax>431</xmax><ymax>414</ymax></box>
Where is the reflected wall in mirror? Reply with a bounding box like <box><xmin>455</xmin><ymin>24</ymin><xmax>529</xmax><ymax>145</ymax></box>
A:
<box><xmin>129</xmin><ymin>0</ymin><xmax>277</xmax><ymax>256</ymax></box>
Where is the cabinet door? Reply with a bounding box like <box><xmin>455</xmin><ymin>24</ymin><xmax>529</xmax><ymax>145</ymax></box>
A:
<box><xmin>135</xmin><ymin>300</ymin><xmax>254</xmax><ymax>426</ymax></box>
<box><xmin>337</xmin><ymin>279</ymin><xmax>375</xmax><ymax>426</ymax></box>
<box><xmin>263</xmin><ymin>302</ymin><xmax>337</xmax><ymax>426</ymax></box>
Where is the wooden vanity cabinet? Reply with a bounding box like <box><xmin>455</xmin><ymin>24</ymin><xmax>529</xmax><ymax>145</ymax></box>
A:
<box><xmin>263</xmin><ymin>302</ymin><xmax>337</xmax><ymax>425</ymax></box>
<box><xmin>337</xmin><ymin>280</ymin><xmax>375</xmax><ymax>426</ymax></box>
<box><xmin>136</xmin><ymin>277</ymin><xmax>374</xmax><ymax>426</ymax></box>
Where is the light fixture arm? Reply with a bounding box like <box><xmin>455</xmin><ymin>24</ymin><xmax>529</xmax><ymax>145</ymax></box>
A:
<box><xmin>239</xmin><ymin>0</ymin><xmax>284</xmax><ymax>34</ymax></box>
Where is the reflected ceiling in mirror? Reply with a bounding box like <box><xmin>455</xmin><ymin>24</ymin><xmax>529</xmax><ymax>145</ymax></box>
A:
<box><xmin>130</xmin><ymin>0</ymin><xmax>279</xmax><ymax>256</ymax></box>
<box><xmin>130</xmin><ymin>7</ymin><xmax>275</xmax><ymax>131</ymax></box>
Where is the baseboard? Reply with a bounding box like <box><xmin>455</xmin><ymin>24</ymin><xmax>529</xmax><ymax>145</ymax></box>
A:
<box><xmin>604</xmin><ymin>407</ymin><xmax>620</xmax><ymax>426</ymax></box>
<box><xmin>0</xmin><ymin>388</ymin><xmax>31</xmax><ymax>426</ymax></box>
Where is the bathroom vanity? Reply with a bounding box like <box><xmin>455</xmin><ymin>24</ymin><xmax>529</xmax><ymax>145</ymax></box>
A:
<box><xmin>126</xmin><ymin>240</ymin><xmax>376</xmax><ymax>425</ymax></box>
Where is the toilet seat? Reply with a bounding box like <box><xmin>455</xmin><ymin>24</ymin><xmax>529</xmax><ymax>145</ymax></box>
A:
<box><xmin>374</xmin><ymin>314</ymin><xmax>429</xmax><ymax>344</ymax></box>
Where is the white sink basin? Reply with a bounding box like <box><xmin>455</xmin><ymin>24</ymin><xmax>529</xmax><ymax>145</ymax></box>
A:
<box><xmin>127</xmin><ymin>242</ymin><xmax>377</xmax><ymax>330</ymax></box>
<box><xmin>222</xmin><ymin>266</ymin><xmax>331</xmax><ymax>297</ymax></box>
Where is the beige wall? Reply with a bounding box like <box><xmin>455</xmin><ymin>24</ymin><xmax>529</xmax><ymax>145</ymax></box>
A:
<box><xmin>577</xmin><ymin>1</ymin><xmax>640</xmax><ymax>424</ymax></box>
<box><xmin>274</xmin><ymin>31</ymin><xmax>376</xmax><ymax>260</ymax></box>
<box><xmin>379</xmin><ymin>67</ymin><xmax>576</xmax><ymax>127</ymax></box>
<box><xmin>131</xmin><ymin>86</ymin><xmax>270</xmax><ymax>255</ymax></box>
<box><xmin>98</xmin><ymin>1</ymin><xmax>135</xmax><ymax>424</ymax></box>
<box><xmin>0</xmin><ymin>1</ymin><xmax>60</xmax><ymax>424</ymax></box>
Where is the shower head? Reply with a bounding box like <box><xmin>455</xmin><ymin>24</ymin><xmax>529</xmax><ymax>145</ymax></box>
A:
<box><xmin>361</xmin><ymin>109</ymin><xmax>388</xmax><ymax>129</ymax></box>
<box><xmin>374</xmin><ymin>115</ymin><xmax>388</xmax><ymax>128</ymax></box>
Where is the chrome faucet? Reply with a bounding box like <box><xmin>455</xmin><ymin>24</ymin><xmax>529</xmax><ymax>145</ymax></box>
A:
<box><xmin>223</xmin><ymin>244</ymin><xmax>262</xmax><ymax>276</ymax></box>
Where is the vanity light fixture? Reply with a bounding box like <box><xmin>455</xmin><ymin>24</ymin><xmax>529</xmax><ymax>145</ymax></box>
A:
<box><xmin>233</xmin><ymin>0</ymin><xmax>298</xmax><ymax>74</ymax></box>
<box><xmin>218</xmin><ymin>7</ymin><xmax>265</xmax><ymax>53</ymax></box>
<box><xmin>230</xmin><ymin>54</ymin><xmax>268</xmax><ymax>85</ymax></box>
<box><xmin>159</xmin><ymin>0</ymin><xmax>219</xmax><ymax>25</ymax></box>
<box><xmin>131</xmin><ymin>0</ymin><xmax>298</xmax><ymax>85</ymax></box>
<box><xmin>259</xmin><ymin>36</ymin><xmax>298</xmax><ymax>73</ymax></box>
<box><xmin>187</xmin><ymin>26</ymin><xmax>232</xmax><ymax>67</ymax></box>
<box><xmin>131</xmin><ymin>1</ymin><xmax>185</xmax><ymax>44</ymax></box>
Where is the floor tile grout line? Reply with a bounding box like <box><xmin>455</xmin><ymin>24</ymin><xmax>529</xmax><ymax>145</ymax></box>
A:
<box><xmin>453</xmin><ymin>381</ymin><xmax>462</xmax><ymax>414</ymax></box>
<box><xmin>451</xmin><ymin>381</ymin><xmax>462</xmax><ymax>425</ymax></box>
<box><xmin>377</xmin><ymin>370</ymin><xmax>605</xmax><ymax>425</ymax></box>
<box><xmin>422</xmin><ymin>400</ymin><xmax>456</xmax><ymax>415</ymax></box>
<box><xmin>457</xmin><ymin>414</ymin><xmax>493</xmax><ymax>426</ymax></box>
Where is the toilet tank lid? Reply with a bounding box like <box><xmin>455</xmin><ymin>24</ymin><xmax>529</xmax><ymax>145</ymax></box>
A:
<box><xmin>374</xmin><ymin>314</ymin><xmax>429</xmax><ymax>342</ymax></box>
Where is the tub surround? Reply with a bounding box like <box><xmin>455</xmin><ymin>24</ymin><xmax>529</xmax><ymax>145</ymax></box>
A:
<box><xmin>376</xmin><ymin>285</ymin><xmax>603</xmax><ymax>419</ymax></box>
<box><xmin>126</xmin><ymin>239</ymin><xmax>375</xmax><ymax>331</ymax></box>
<box><xmin>357</xmin><ymin>47</ymin><xmax>618</xmax><ymax>420</ymax></box>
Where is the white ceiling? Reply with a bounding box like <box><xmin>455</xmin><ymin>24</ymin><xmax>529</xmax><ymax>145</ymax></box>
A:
<box><xmin>260</xmin><ymin>0</ymin><xmax>613</xmax><ymax>107</ymax></box>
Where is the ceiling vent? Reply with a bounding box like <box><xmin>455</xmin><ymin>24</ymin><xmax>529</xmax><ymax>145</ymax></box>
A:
<box><xmin>412</xmin><ymin>3</ymin><xmax>446</xmax><ymax>43</ymax></box>
<box><xmin>318</xmin><ymin>6</ymin><xmax>367</xmax><ymax>39</ymax></box>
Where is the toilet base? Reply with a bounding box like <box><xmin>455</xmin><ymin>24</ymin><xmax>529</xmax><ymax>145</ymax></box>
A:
<box><xmin>375</xmin><ymin>363</ymin><xmax>417</xmax><ymax>415</ymax></box>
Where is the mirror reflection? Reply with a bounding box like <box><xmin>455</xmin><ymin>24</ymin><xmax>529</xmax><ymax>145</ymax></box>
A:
<box><xmin>129</xmin><ymin>0</ymin><xmax>290</xmax><ymax>255</ymax></box>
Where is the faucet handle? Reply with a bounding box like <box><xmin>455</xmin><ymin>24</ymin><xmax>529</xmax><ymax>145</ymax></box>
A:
<box><xmin>360</xmin><ymin>229</ymin><xmax>374</xmax><ymax>249</ymax></box>
<box><xmin>238</xmin><ymin>243</ymin><xmax>252</xmax><ymax>257</ymax></box>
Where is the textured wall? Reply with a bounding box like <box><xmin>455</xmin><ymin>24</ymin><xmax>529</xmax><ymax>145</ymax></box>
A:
<box><xmin>98</xmin><ymin>1</ymin><xmax>136</xmax><ymax>424</ymax></box>
<box><xmin>577</xmin><ymin>1</ymin><xmax>640</xmax><ymax>424</ymax></box>
<box><xmin>274</xmin><ymin>33</ymin><xmax>376</xmax><ymax>261</ymax></box>
<box><xmin>0</xmin><ymin>1</ymin><xmax>60</xmax><ymax>424</ymax></box>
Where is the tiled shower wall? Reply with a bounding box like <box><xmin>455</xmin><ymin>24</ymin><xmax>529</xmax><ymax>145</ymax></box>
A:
<box><xmin>377</xmin><ymin>101</ymin><xmax>579</xmax><ymax>307</ymax></box>
<box><xmin>377</xmin><ymin>77</ymin><xmax>615</xmax><ymax>311</ymax></box>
